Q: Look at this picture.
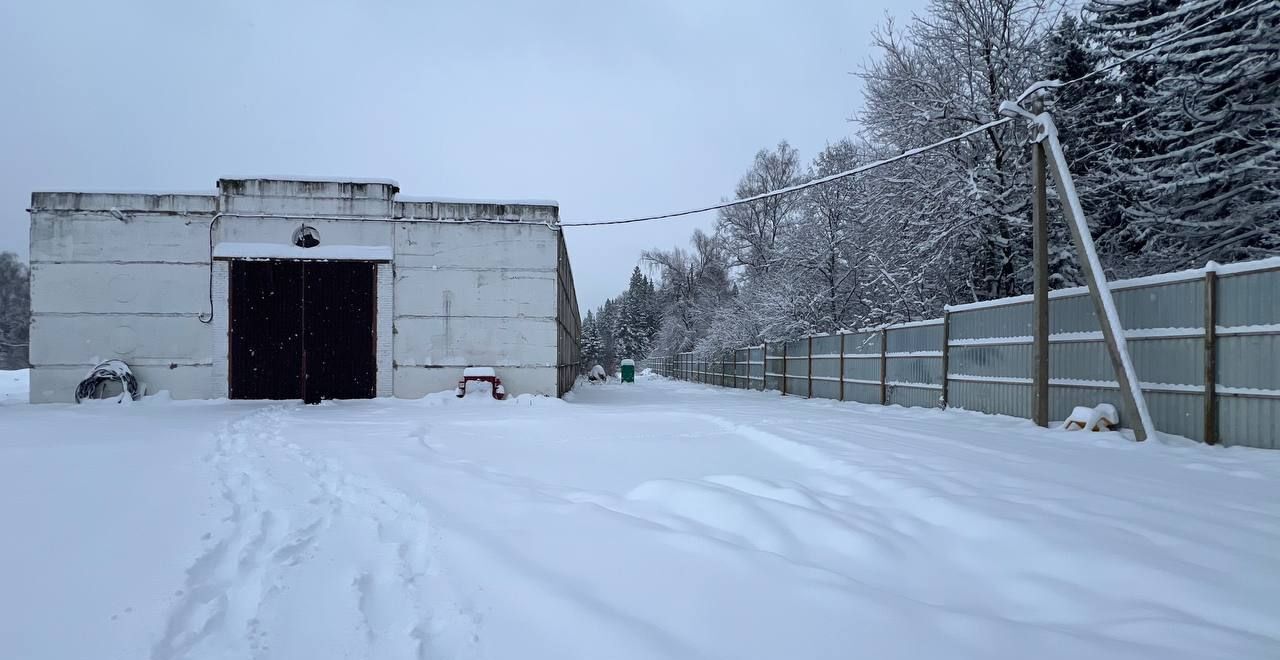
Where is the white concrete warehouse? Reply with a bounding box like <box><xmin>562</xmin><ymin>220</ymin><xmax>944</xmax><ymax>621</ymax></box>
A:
<box><xmin>27</xmin><ymin>177</ymin><xmax>581</xmax><ymax>403</ymax></box>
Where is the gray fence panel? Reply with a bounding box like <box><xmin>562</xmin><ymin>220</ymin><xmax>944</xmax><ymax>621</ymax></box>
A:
<box><xmin>950</xmin><ymin>344</ymin><xmax>1031</xmax><ymax>379</ymax></box>
<box><xmin>1050</xmin><ymin>342</ymin><xmax>1115</xmax><ymax>381</ymax></box>
<box><xmin>1218</xmin><ymin>333</ymin><xmax>1280</xmax><ymax>392</ymax></box>
<box><xmin>649</xmin><ymin>260</ymin><xmax>1278</xmax><ymax>449</ymax></box>
<box><xmin>1130</xmin><ymin>338</ymin><xmax>1204</xmax><ymax>386</ymax></box>
<box><xmin>812</xmin><ymin>356</ymin><xmax>840</xmax><ymax>380</ymax></box>
<box><xmin>886</xmin><ymin>356</ymin><xmax>942</xmax><ymax>386</ymax></box>
<box><xmin>1216</xmin><ymin>269</ymin><xmax>1279</xmax><ymax>327</ymax></box>
<box><xmin>844</xmin><ymin>382</ymin><xmax>881</xmax><ymax>404</ymax></box>
<box><xmin>951</xmin><ymin>303</ymin><xmax>1031</xmax><ymax>340</ymax></box>
<box><xmin>843</xmin><ymin>356</ymin><xmax>881</xmax><ymax>383</ymax></box>
<box><xmin>1049</xmin><ymin>384</ymin><xmax>1116</xmax><ymax>422</ymax></box>
<box><xmin>764</xmin><ymin>344</ymin><xmax>784</xmax><ymax>392</ymax></box>
<box><xmin>811</xmin><ymin>379</ymin><xmax>840</xmax><ymax>400</ymax></box>
<box><xmin>842</xmin><ymin>331</ymin><xmax>881</xmax><ymax>356</ymax></box>
<box><xmin>1049</xmin><ymin>294</ymin><xmax>1100</xmax><ymax>334</ymax></box>
<box><xmin>748</xmin><ymin>347</ymin><xmax>764</xmax><ymax>389</ymax></box>
<box><xmin>886</xmin><ymin>323</ymin><xmax>943</xmax><ymax>353</ymax></box>
<box><xmin>812</xmin><ymin>334</ymin><xmax>842</xmax><ymax>355</ymax></box>
<box><xmin>1219</xmin><ymin>396</ymin><xmax>1278</xmax><ymax>450</ymax></box>
<box><xmin>1145</xmin><ymin>391</ymin><xmax>1204</xmax><ymax>443</ymax></box>
<box><xmin>785</xmin><ymin>348</ymin><xmax>809</xmax><ymax>377</ymax></box>
<box><xmin>1114</xmin><ymin>280</ymin><xmax>1205</xmax><ymax>329</ymax></box>
<box><xmin>950</xmin><ymin>380</ymin><xmax>1032</xmax><ymax>418</ymax></box>
<box><xmin>889</xmin><ymin>385</ymin><xmax>940</xmax><ymax>409</ymax></box>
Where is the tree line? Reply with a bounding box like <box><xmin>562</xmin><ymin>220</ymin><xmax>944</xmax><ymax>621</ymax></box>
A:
<box><xmin>581</xmin><ymin>266</ymin><xmax>661</xmax><ymax>372</ymax></box>
<box><xmin>589</xmin><ymin>0</ymin><xmax>1278</xmax><ymax>361</ymax></box>
<box><xmin>0</xmin><ymin>252</ymin><xmax>31</xmax><ymax>370</ymax></box>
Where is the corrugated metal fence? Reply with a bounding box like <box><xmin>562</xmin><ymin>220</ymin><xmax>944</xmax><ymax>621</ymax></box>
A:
<box><xmin>641</xmin><ymin>258</ymin><xmax>1280</xmax><ymax>449</ymax></box>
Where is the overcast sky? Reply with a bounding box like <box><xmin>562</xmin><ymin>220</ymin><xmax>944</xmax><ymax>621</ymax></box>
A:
<box><xmin>0</xmin><ymin>0</ymin><xmax>927</xmax><ymax>311</ymax></box>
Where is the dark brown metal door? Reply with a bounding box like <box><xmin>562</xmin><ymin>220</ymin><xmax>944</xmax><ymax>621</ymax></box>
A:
<box><xmin>303</xmin><ymin>261</ymin><xmax>376</xmax><ymax>402</ymax></box>
<box><xmin>229</xmin><ymin>260</ymin><xmax>305</xmax><ymax>400</ymax></box>
<box><xmin>229</xmin><ymin>260</ymin><xmax>376</xmax><ymax>401</ymax></box>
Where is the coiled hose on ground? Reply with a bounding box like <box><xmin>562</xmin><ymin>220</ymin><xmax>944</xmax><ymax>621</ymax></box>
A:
<box><xmin>74</xmin><ymin>359</ymin><xmax>140</xmax><ymax>403</ymax></box>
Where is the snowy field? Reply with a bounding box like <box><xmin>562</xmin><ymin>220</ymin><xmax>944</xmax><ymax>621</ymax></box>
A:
<box><xmin>0</xmin><ymin>368</ymin><xmax>27</xmax><ymax>405</ymax></box>
<box><xmin>2</xmin><ymin>374</ymin><xmax>1279</xmax><ymax>659</ymax></box>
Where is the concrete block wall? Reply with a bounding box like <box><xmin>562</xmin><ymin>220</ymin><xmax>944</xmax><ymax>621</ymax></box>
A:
<box><xmin>391</xmin><ymin>221</ymin><xmax>562</xmax><ymax>397</ymax></box>
<box><xmin>28</xmin><ymin>194</ymin><xmax>217</xmax><ymax>402</ymax></box>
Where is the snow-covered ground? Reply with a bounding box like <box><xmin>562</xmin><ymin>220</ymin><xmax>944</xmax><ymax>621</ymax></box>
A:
<box><xmin>0</xmin><ymin>368</ymin><xmax>27</xmax><ymax>405</ymax></box>
<box><xmin>2</xmin><ymin>375</ymin><xmax>1278</xmax><ymax>659</ymax></box>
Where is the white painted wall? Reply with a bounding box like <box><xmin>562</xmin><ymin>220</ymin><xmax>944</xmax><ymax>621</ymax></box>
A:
<box><xmin>392</xmin><ymin>221</ymin><xmax>561</xmax><ymax>397</ymax></box>
<box><xmin>28</xmin><ymin>178</ymin><xmax>571</xmax><ymax>402</ymax></box>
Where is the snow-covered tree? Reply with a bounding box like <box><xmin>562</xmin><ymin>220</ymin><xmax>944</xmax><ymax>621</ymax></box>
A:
<box><xmin>609</xmin><ymin>0</ymin><xmax>1276</xmax><ymax>360</ymax></box>
<box><xmin>580</xmin><ymin>310</ymin><xmax>604</xmax><ymax>369</ymax></box>
<box><xmin>858</xmin><ymin>0</ymin><xmax>1063</xmax><ymax>302</ymax></box>
<box><xmin>716</xmin><ymin>142</ymin><xmax>806</xmax><ymax>280</ymax></box>
<box><xmin>0</xmin><ymin>252</ymin><xmax>30</xmax><ymax>370</ymax></box>
<box><xmin>1082</xmin><ymin>0</ymin><xmax>1280</xmax><ymax>270</ymax></box>
<box><xmin>642</xmin><ymin>230</ymin><xmax>734</xmax><ymax>355</ymax></box>
<box><xmin>597</xmin><ymin>298</ymin><xmax>619</xmax><ymax>370</ymax></box>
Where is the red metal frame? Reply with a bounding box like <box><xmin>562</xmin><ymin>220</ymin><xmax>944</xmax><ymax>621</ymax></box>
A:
<box><xmin>456</xmin><ymin>374</ymin><xmax>506</xmax><ymax>400</ymax></box>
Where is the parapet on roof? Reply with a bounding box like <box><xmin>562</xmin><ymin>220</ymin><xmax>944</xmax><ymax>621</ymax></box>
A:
<box><xmin>32</xmin><ymin>177</ymin><xmax>559</xmax><ymax>224</ymax></box>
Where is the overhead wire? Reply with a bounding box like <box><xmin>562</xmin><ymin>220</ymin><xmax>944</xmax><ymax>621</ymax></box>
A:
<box><xmin>558</xmin><ymin>116</ymin><xmax>1014</xmax><ymax>227</ymax></box>
<box><xmin>560</xmin><ymin>0</ymin><xmax>1273</xmax><ymax>228</ymax></box>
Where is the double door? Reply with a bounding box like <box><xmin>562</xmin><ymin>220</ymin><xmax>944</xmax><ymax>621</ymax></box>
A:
<box><xmin>229</xmin><ymin>260</ymin><xmax>376</xmax><ymax>402</ymax></box>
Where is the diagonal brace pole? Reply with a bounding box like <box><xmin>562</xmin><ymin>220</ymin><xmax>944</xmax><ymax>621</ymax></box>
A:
<box><xmin>1032</xmin><ymin>111</ymin><xmax>1154</xmax><ymax>441</ymax></box>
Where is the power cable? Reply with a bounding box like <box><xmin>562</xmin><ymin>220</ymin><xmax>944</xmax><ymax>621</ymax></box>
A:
<box><xmin>559</xmin><ymin>116</ymin><xmax>1013</xmax><ymax>227</ymax></box>
<box><xmin>561</xmin><ymin>0</ymin><xmax>1273</xmax><ymax>228</ymax></box>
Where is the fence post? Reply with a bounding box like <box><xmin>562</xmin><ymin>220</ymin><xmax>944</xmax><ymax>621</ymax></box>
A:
<box><xmin>759</xmin><ymin>344</ymin><xmax>766</xmax><ymax>391</ymax></box>
<box><xmin>782</xmin><ymin>342</ymin><xmax>789</xmax><ymax>396</ymax></box>
<box><xmin>941</xmin><ymin>311</ymin><xmax>951</xmax><ymax>408</ymax></box>
<box><xmin>807</xmin><ymin>335</ymin><xmax>814</xmax><ymax>398</ymax></box>
<box><xmin>879</xmin><ymin>328</ymin><xmax>888</xmax><ymax>405</ymax></box>
<box><xmin>1204</xmin><ymin>270</ymin><xmax>1219</xmax><ymax>445</ymax></box>
<box><xmin>761</xmin><ymin>341</ymin><xmax>768</xmax><ymax>392</ymax></box>
<box><xmin>838</xmin><ymin>332</ymin><xmax>846</xmax><ymax>402</ymax></box>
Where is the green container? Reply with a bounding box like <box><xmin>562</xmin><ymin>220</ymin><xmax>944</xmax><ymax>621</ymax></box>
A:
<box><xmin>620</xmin><ymin>359</ymin><xmax>635</xmax><ymax>383</ymax></box>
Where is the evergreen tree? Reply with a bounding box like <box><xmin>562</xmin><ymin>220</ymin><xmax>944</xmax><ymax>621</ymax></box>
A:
<box><xmin>613</xmin><ymin>292</ymin><xmax>644</xmax><ymax>360</ymax></box>
<box><xmin>597</xmin><ymin>298</ymin><xmax>618</xmax><ymax>370</ymax></box>
<box><xmin>580</xmin><ymin>310</ymin><xmax>603</xmax><ymax>369</ymax></box>
<box><xmin>1083</xmin><ymin>0</ymin><xmax>1280</xmax><ymax>270</ymax></box>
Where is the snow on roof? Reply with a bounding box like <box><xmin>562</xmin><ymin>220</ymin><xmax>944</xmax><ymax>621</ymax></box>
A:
<box><xmin>218</xmin><ymin>175</ymin><xmax>401</xmax><ymax>186</ymax></box>
<box><xmin>463</xmin><ymin>367</ymin><xmax>497</xmax><ymax>377</ymax></box>
<box><xmin>212</xmin><ymin>242</ymin><xmax>393</xmax><ymax>261</ymax></box>
<box><xmin>397</xmin><ymin>195</ymin><xmax>559</xmax><ymax>207</ymax></box>
<box><xmin>31</xmin><ymin>189</ymin><xmax>217</xmax><ymax>197</ymax></box>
